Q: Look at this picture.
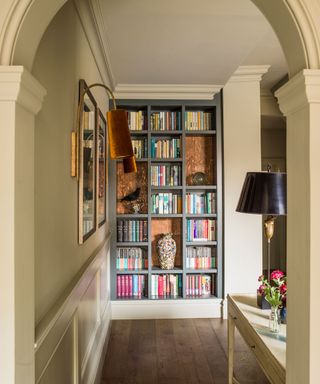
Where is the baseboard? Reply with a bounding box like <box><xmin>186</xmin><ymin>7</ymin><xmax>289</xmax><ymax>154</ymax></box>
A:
<box><xmin>111</xmin><ymin>298</ymin><xmax>225</xmax><ymax>319</ymax></box>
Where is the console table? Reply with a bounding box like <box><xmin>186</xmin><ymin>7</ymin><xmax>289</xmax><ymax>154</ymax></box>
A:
<box><xmin>227</xmin><ymin>294</ymin><xmax>286</xmax><ymax>384</ymax></box>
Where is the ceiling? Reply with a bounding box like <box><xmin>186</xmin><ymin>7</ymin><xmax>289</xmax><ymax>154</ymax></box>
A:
<box><xmin>98</xmin><ymin>0</ymin><xmax>288</xmax><ymax>90</ymax></box>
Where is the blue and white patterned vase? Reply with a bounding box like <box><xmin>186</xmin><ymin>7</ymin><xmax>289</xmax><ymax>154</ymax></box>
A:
<box><xmin>157</xmin><ymin>233</ymin><xmax>176</xmax><ymax>270</ymax></box>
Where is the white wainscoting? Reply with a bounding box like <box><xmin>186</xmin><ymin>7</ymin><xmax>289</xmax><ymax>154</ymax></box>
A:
<box><xmin>35</xmin><ymin>234</ymin><xmax>111</xmax><ymax>384</ymax></box>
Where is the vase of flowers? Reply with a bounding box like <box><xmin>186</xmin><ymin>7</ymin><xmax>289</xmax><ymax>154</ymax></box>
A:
<box><xmin>258</xmin><ymin>270</ymin><xmax>287</xmax><ymax>333</ymax></box>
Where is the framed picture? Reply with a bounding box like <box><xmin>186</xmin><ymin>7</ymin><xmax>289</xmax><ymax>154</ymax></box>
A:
<box><xmin>97</xmin><ymin>109</ymin><xmax>107</xmax><ymax>227</ymax></box>
<box><xmin>78</xmin><ymin>79</ymin><xmax>97</xmax><ymax>243</ymax></box>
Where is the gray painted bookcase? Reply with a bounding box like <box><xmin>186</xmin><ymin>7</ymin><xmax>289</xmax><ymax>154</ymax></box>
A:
<box><xmin>109</xmin><ymin>95</ymin><xmax>223</xmax><ymax>301</ymax></box>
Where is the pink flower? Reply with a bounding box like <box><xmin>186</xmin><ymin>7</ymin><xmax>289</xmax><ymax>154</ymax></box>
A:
<box><xmin>270</xmin><ymin>270</ymin><xmax>284</xmax><ymax>280</ymax></box>
<box><xmin>280</xmin><ymin>283</ymin><xmax>287</xmax><ymax>295</ymax></box>
<box><xmin>258</xmin><ymin>284</ymin><xmax>265</xmax><ymax>294</ymax></box>
<box><xmin>258</xmin><ymin>275</ymin><xmax>264</xmax><ymax>282</ymax></box>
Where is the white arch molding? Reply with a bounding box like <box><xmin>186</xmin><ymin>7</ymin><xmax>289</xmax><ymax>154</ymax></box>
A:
<box><xmin>1</xmin><ymin>1</ymin><xmax>320</xmax><ymax>384</ymax></box>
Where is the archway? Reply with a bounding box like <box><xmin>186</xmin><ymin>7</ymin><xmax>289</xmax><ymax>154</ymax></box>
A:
<box><xmin>0</xmin><ymin>1</ymin><xmax>320</xmax><ymax>384</ymax></box>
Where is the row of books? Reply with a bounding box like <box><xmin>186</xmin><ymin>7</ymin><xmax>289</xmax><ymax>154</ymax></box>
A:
<box><xmin>151</xmin><ymin>165</ymin><xmax>182</xmax><ymax>186</ymax></box>
<box><xmin>151</xmin><ymin>193</ymin><xmax>182</xmax><ymax>214</ymax></box>
<box><xmin>132</xmin><ymin>138</ymin><xmax>147</xmax><ymax>159</ymax></box>
<box><xmin>151</xmin><ymin>111</ymin><xmax>181</xmax><ymax>131</ymax></box>
<box><xmin>185</xmin><ymin>111</ymin><xmax>213</xmax><ymax>131</ymax></box>
<box><xmin>186</xmin><ymin>219</ymin><xmax>216</xmax><ymax>241</ymax></box>
<box><xmin>186</xmin><ymin>192</ymin><xmax>216</xmax><ymax>214</ymax></box>
<box><xmin>151</xmin><ymin>274</ymin><xmax>182</xmax><ymax>298</ymax></box>
<box><xmin>150</xmin><ymin>138</ymin><xmax>181</xmax><ymax>159</ymax></box>
<box><xmin>186</xmin><ymin>247</ymin><xmax>216</xmax><ymax>269</ymax></box>
<box><xmin>117</xmin><ymin>275</ymin><xmax>147</xmax><ymax>298</ymax></box>
<box><xmin>117</xmin><ymin>220</ymin><xmax>148</xmax><ymax>242</ymax></box>
<box><xmin>126</xmin><ymin>110</ymin><xmax>147</xmax><ymax>131</ymax></box>
<box><xmin>186</xmin><ymin>274</ymin><xmax>214</xmax><ymax>297</ymax></box>
<box><xmin>116</xmin><ymin>247</ymin><xmax>148</xmax><ymax>270</ymax></box>
<box><xmin>83</xmin><ymin>110</ymin><xmax>95</xmax><ymax>131</ymax></box>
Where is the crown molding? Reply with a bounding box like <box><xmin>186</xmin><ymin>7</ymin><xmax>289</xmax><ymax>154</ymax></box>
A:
<box><xmin>114</xmin><ymin>84</ymin><xmax>222</xmax><ymax>100</ymax></box>
<box><xmin>0</xmin><ymin>66</ymin><xmax>46</xmax><ymax>114</ymax></box>
<box><xmin>227</xmin><ymin>65</ymin><xmax>270</xmax><ymax>83</ymax></box>
<box><xmin>275</xmin><ymin>69</ymin><xmax>320</xmax><ymax>116</ymax></box>
<box><xmin>73</xmin><ymin>0</ymin><xmax>116</xmax><ymax>88</ymax></box>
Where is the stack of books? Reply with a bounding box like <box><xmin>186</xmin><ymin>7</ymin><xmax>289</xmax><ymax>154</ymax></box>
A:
<box><xmin>117</xmin><ymin>220</ymin><xmax>148</xmax><ymax>242</ymax></box>
<box><xmin>185</xmin><ymin>111</ymin><xmax>213</xmax><ymax>131</ymax></box>
<box><xmin>186</xmin><ymin>219</ymin><xmax>216</xmax><ymax>241</ymax></box>
<box><xmin>151</xmin><ymin>165</ymin><xmax>182</xmax><ymax>186</ymax></box>
<box><xmin>186</xmin><ymin>192</ymin><xmax>216</xmax><ymax>214</ymax></box>
<box><xmin>151</xmin><ymin>193</ymin><xmax>182</xmax><ymax>214</ymax></box>
<box><xmin>151</xmin><ymin>111</ymin><xmax>181</xmax><ymax>131</ymax></box>
<box><xmin>117</xmin><ymin>275</ymin><xmax>147</xmax><ymax>298</ymax></box>
<box><xmin>186</xmin><ymin>274</ymin><xmax>213</xmax><ymax>297</ymax></box>
<box><xmin>116</xmin><ymin>247</ymin><xmax>148</xmax><ymax>270</ymax></box>
<box><xmin>150</xmin><ymin>138</ymin><xmax>181</xmax><ymax>159</ymax></box>
<box><xmin>151</xmin><ymin>274</ymin><xmax>182</xmax><ymax>298</ymax></box>
<box><xmin>126</xmin><ymin>110</ymin><xmax>146</xmax><ymax>131</ymax></box>
<box><xmin>186</xmin><ymin>247</ymin><xmax>215</xmax><ymax>269</ymax></box>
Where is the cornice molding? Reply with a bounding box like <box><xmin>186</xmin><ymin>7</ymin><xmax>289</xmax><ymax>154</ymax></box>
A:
<box><xmin>275</xmin><ymin>69</ymin><xmax>320</xmax><ymax>116</ymax></box>
<box><xmin>0</xmin><ymin>66</ymin><xmax>46</xmax><ymax>114</ymax></box>
<box><xmin>73</xmin><ymin>0</ymin><xmax>115</xmax><ymax>88</ymax></box>
<box><xmin>114</xmin><ymin>84</ymin><xmax>222</xmax><ymax>100</ymax></box>
<box><xmin>227</xmin><ymin>65</ymin><xmax>270</xmax><ymax>83</ymax></box>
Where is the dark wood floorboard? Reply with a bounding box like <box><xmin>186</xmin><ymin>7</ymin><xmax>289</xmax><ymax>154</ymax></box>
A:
<box><xmin>101</xmin><ymin>319</ymin><xmax>269</xmax><ymax>384</ymax></box>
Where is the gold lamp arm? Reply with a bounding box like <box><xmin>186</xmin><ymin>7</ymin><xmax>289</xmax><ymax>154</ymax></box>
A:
<box><xmin>71</xmin><ymin>82</ymin><xmax>135</xmax><ymax>178</ymax></box>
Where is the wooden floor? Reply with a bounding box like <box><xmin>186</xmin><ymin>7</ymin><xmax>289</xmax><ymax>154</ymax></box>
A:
<box><xmin>100</xmin><ymin>319</ymin><xmax>269</xmax><ymax>384</ymax></box>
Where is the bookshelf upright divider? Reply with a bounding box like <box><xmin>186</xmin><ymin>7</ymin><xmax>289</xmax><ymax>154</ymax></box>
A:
<box><xmin>110</xmin><ymin>97</ymin><xmax>223</xmax><ymax>301</ymax></box>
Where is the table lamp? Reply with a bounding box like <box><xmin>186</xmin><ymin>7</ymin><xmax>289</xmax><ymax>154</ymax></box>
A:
<box><xmin>236</xmin><ymin>168</ymin><xmax>287</xmax><ymax>283</ymax></box>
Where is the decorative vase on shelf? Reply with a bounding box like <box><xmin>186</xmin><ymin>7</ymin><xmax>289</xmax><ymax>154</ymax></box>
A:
<box><xmin>157</xmin><ymin>233</ymin><xmax>176</xmax><ymax>270</ymax></box>
<box><xmin>269</xmin><ymin>306</ymin><xmax>281</xmax><ymax>333</ymax></box>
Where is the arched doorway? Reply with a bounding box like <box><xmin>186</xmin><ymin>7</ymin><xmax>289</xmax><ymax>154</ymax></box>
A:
<box><xmin>0</xmin><ymin>1</ymin><xmax>319</xmax><ymax>384</ymax></box>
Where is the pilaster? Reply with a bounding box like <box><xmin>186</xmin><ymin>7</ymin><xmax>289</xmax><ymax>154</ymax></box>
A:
<box><xmin>276</xmin><ymin>69</ymin><xmax>320</xmax><ymax>384</ymax></box>
<box><xmin>0</xmin><ymin>66</ymin><xmax>46</xmax><ymax>384</ymax></box>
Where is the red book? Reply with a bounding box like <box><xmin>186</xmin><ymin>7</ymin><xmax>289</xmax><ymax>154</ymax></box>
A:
<box><xmin>129</xmin><ymin>275</ymin><xmax>133</xmax><ymax>297</ymax></box>
<box><xmin>138</xmin><ymin>275</ymin><xmax>142</xmax><ymax>298</ymax></box>
<box><xmin>158</xmin><ymin>275</ymin><xmax>163</xmax><ymax>296</ymax></box>
<box><xmin>186</xmin><ymin>275</ymin><xmax>189</xmax><ymax>296</ymax></box>
<box><xmin>125</xmin><ymin>275</ymin><xmax>129</xmax><ymax>297</ymax></box>
<box><xmin>117</xmin><ymin>275</ymin><xmax>121</xmax><ymax>297</ymax></box>
<box><xmin>198</xmin><ymin>275</ymin><xmax>202</xmax><ymax>296</ymax></box>
<box><xmin>166</xmin><ymin>274</ymin><xmax>170</xmax><ymax>295</ymax></box>
<box><xmin>121</xmin><ymin>275</ymin><xmax>125</xmax><ymax>297</ymax></box>
<box><xmin>191</xmin><ymin>275</ymin><xmax>195</xmax><ymax>296</ymax></box>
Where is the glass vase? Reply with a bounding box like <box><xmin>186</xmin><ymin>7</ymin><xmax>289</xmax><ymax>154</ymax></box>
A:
<box><xmin>269</xmin><ymin>306</ymin><xmax>281</xmax><ymax>333</ymax></box>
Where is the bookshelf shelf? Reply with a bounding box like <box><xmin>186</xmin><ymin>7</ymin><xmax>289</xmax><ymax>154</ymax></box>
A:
<box><xmin>110</xmin><ymin>98</ymin><xmax>223</xmax><ymax>301</ymax></box>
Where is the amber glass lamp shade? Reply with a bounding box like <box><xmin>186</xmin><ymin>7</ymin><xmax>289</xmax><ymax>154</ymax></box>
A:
<box><xmin>123</xmin><ymin>156</ymin><xmax>137</xmax><ymax>173</ymax></box>
<box><xmin>107</xmin><ymin>109</ymin><xmax>134</xmax><ymax>160</ymax></box>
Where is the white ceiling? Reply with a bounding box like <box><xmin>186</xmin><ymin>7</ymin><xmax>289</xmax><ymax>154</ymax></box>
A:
<box><xmin>98</xmin><ymin>0</ymin><xmax>288</xmax><ymax>90</ymax></box>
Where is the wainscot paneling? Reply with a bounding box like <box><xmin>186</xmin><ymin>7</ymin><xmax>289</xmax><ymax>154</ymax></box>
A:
<box><xmin>35</xmin><ymin>234</ymin><xmax>111</xmax><ymax>384</ymax></box>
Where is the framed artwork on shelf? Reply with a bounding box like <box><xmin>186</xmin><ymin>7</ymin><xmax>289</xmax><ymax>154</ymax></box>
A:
<box><xmin>78</xmin><ymin>79</ymin><xmax>97</xmax><ymax>244</ymax></box>
<box><xmin>97</xmin><ymin>108</ymin><xmax>107</xmax><ymax>227</ymax></box>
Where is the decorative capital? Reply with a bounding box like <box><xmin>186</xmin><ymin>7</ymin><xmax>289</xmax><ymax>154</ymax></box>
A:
<box><xmin>275</xmin><ymin>69</ymin><xmax>320</xmax><ymax>116</ymax></box>
<box><xmin>0</xmin><ymin>66</ymin><xmax>46</xmax><ymax>115</ymax></box>
<box><xmin>227</xmin><ymin>65</ymin><xmax>270</xmax><ymax>83</ymax></box>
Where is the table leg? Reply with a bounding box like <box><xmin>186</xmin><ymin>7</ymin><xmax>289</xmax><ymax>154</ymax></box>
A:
<box><xmin>228</xmin><ymin>314</ymin><xmax>235</xmax><ymax>384</ymax></box>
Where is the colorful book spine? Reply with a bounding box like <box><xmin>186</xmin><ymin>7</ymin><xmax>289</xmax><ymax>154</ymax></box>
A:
<box><xmin>185</xmin><ymin>192</ymin><xmax>216</xmax><ymax>214</ymax></box>
<box><xmin>126</xmin><ymin>110</ymin><xmax>147</xmax><ymax>131</ymax></box>
<box><xmin>151</xmin><ymin>165</ymin><xmax>182</xmax><ymax>186</ymax></box>
<box><xmin>184</xmin><ymin>111</ymin><xmax>213</xmax><ymax>131</ymax></box>
<box><xmin>151</xmin><ymin>193</ymin><xmax>182</xmax><ymax>214</ymax></box>
<box><xmin>131</xmin><ymin>138</ymin><xmax>147</xmax><ymax>158</ymax></box>
<box><xmin>116</xmin><ymin>247</ymin><xmax>148</xmax><ymax>270</ymax></box>
<box><xmin>150</xmin><ymin>138</ymin><xmax>181</xmax><ymax>159</ymax></box>
<box><xmin>151</xmin><ymin>111</ymin><xmax>181</xmax><ymax>131</ymax></box>
<box><xmin>186</xmin><ymin>246</ymin><xmax>216</xmax><ymax>269</ymax></box>
<box><xmin>116</xmin><ymin>274</ymin><xmax>147</xmax><ymax>298</ymax></box>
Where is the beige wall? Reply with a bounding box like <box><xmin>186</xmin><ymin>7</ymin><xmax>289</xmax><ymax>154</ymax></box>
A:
<box><xmin>32</xmin><ymin>0</ymin><xmax>109</xmax><ymax>324</ymax></box>
<box><xmin>223</xmin><ymin>71</ymin><xmax>263</xmax><ymax>296</ymax></box>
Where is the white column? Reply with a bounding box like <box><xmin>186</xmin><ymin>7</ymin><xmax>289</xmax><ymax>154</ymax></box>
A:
<box><xmin>223</xmin><ymin>65</ymin><xmax>269</xmax><ymax>296</ymax></box>
<box><xmin>276</xmin><ymin>70</ymin><xmax>320</xmax><ymax>384</ymax></box>
<box><xmin>0</xmin><ymin>66</ymin><xmax>46</xmax><ymax>384</ymax></box>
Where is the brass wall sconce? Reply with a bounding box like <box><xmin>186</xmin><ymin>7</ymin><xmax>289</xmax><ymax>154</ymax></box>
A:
<box><xmin>71</xmin><ymin>82</ymin><xmax>136</xmax><ymax>178</ymax></box>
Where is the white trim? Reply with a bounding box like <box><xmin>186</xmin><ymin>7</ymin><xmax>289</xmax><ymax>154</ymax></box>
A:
<box><xmin>114</xmin><ymin>83</ymin><xmax>222</xmax><ymax>100</ymax></box>
<box><xmin>73</xmin><ymin>0</ymin><xmax>115</xmax><ymax>88</ymax></box>
<box><xmin>0</xmin><ymin>66</ymin><xmax>46</xmax><ymax>114</ymax></box>
<box><xmin>275</xmin><ymin>69</ymin><xmax>320</xmax><ymax>116</ymax></box>
<box><xmin>111</xmin><ymin>298</ymin><xmax>224</xmax><ymax>319</ymax></box>
<box><xmin>227</xmin><ymin>65</ymin><xmax>270</xmax><ymax>83</ymax></box>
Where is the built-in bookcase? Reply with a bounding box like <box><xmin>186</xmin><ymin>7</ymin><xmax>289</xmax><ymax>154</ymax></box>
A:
<box><xmin>109</xmin><ymin>97</ymin><xmax>223</xmax><ymax>301</ymax></box>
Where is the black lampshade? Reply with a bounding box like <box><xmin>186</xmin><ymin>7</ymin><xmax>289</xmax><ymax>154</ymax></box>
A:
<box><xmin>236</xmin><ymin>172</ymin><xmax>287</xmax><ymax>215</ymax></box>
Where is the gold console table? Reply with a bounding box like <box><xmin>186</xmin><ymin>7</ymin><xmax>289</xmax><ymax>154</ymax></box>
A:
<box><xmin>227</xmin><ymin>294</ymin><xmax>286</xmax><ymax>384</ymax></box>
